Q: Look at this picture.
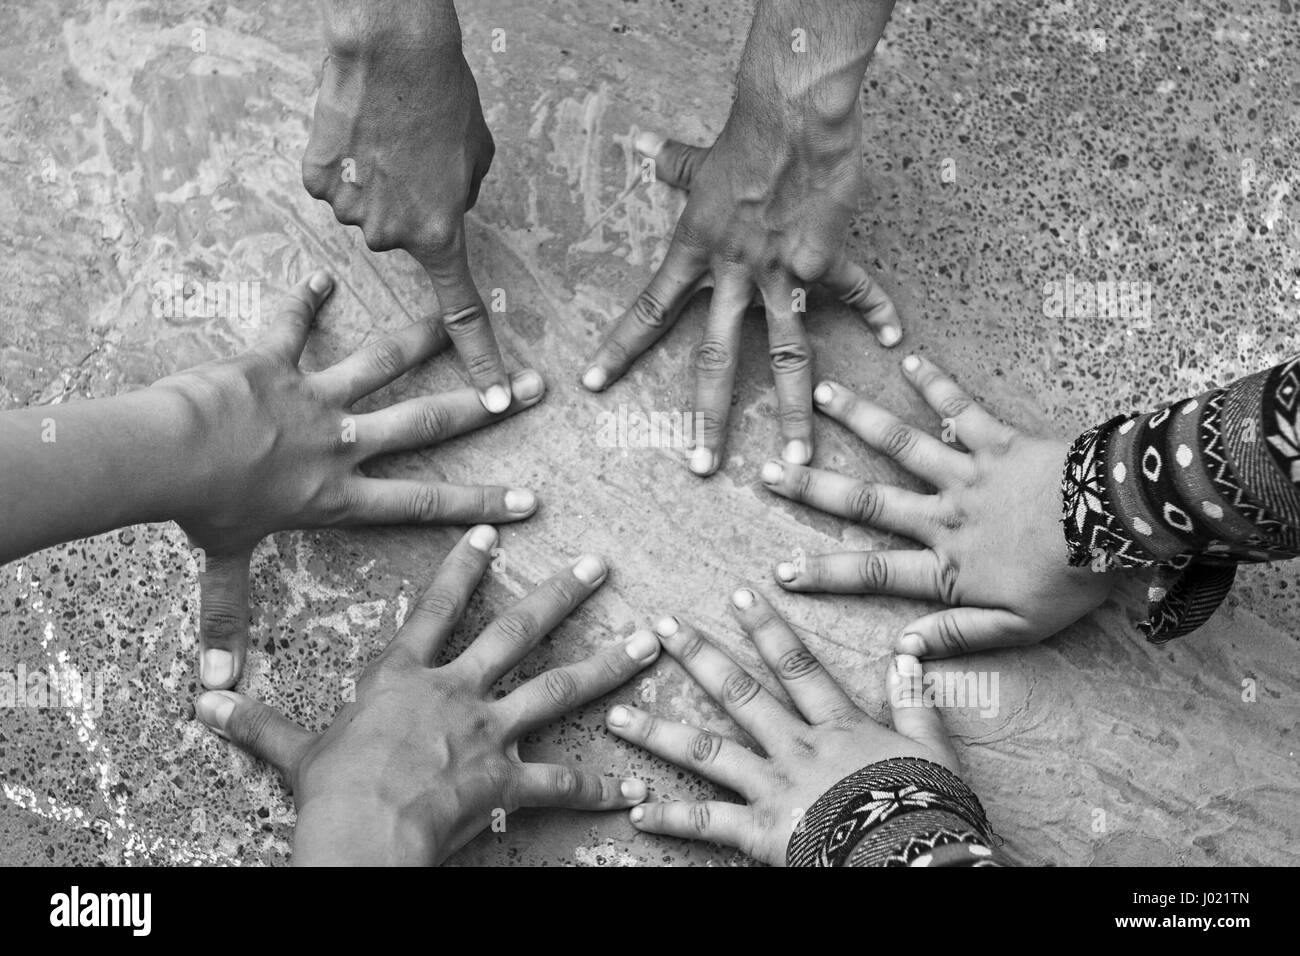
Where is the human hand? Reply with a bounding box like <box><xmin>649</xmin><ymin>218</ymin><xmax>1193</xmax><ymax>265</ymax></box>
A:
<box><xmin>582</xmin><ymin>85</ymin><xmax>899</xmax><ymax>477</ymax></box>
<box><xmin>153</xmin><ymin>270</ymin><xmax>544</xmax><ymax>689</ymax></box>
<box><xmin>303</xmin><ymin>0</ymin><xmax>510</xmax><ymax>411</ymax></box>
<box><xmin>763</xmin><ymin>355</ymin><xmax>1119</xmax><ymax>658</ymax></box>
<box><xmin>605</xmin><ymin>588</ymin><xmax>953</xmax><ymax>866</ymax></box>
<box><xmin>195</xmin><ymin>532</ymin><xmax>660</xmax><ymax>865</ymax></box>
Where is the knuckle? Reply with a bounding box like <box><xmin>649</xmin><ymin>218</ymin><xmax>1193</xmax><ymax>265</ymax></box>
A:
<box><xmin>790</xmin><ymin>249</ymin><xmax>831</xmax><ymax>282</ymax></box>
<box><xmin>769</xmin><ymin>342</ymin><xmax>812</xmax><ymax>374</ymax></box>
<box><xmin>857</xmin><ymin>553</ymin><xmax>890</xmax><ymax>591</ymax></box>
<box><xmin>414</xmin><ymin>586</ymin><xmax>462</xmax><ymax>624</ymax></box>
<box><xmin>883</xmin><ymin>422</ymin><xmax>918</xmax><ymax>460</ymax></box>
<box><xmin>441</xmin><ymin>304</ymin><xmax>484</xmax><ymax>334</ymax></box>
<box><xmin>200</xmin><ymin>606</ymin><xmax>245</xmax><ymax>645</ymax></box>
<box><xmin>630</xmin><ymin>290</ymin><xmax>669</xmax><ymax>330</ymax></box>
<box><xmin>688</xmin><ymin>802</ymin><xmax>712</xmax><ymax>834</ymax></box>
<box><xmin>494</xmin><ymin>612</ymin><xmax>538</xmax><ymax>650</ymax></box>
<box><xmin>412</xmin><ymin>400</ymin><xmax>454</xmax><ymax>445</ymax></box>
<box><xmin>937</xmin><ymin>394</ymin><xmax>973</xmax><ymax>420</ymax></box>
<box><xmin>934</xmin><ymin>557</ymin><xmax>961</xmax><ymax>605</ymax></box>
<box><xmin>791</xmin><ymin>466</ymin><xmax>815</xmax><ymax>501</ymax></box>
<box><xmin>550</xmin><ymin>766</ymin><xmax>584</xmax><ymax>800</ymax></box>
<box><xmin>688</xmin><ymin>731</ymin><xmax>722</xmax><ymax>765</ymax></box>
<box><xmin>845</xmin><ymin>483</ymin><xmax>882</xmax><ymax>525</ymax></box>
<box><xmin>232</xmin><ymin>704</ymin><xmax>273</xmax><ymax>751</ymax></box>
<box><xmin>301</xmin><ymin>159</ymin><xmax>330</xmax><ymax>198</ymax></box>
<box><xmin>936</xmin><ymin>612</ymin><xmax>971</xmax><ymax>653</ymax></box>
<box><xmin>417</xmin><ymin>219</ymin><xmax>458</xmax><ymax>254</ymax></box>
<box><xmin>777</xmin><ymin>648</ymin><xmax>822</xmax><ymax>681</ymax></box>
<box><xmin>721</xmin><ymin>668</ymin><xmax>761</xmax><ymax>707</ymax></box>
<box><xmin>407</xmin><ymin>484</ymin><xmax>444</xmax><ymax>521</ymax></box>
<box><xmin>539</xmin><ymin>667</ymin><xmax>581</xmax><ymax>711</ymax></box>
<box><xmin>694</xmin><ymin>338</ymin><xmax>733</xmax><ymax>373</ymax></box>
<box><xmin>825</xmin><ymin>703</ymin><xmax>864</xmax><ymax>730</ymax></box>
<box><xmin>676</xmin><ymin>630</ymin><xmax>708</xmax><ymax>664</ymax></box>
<box><xmin>366</xmin><ymin>337</ymin><xmax>408</xmax><ymax>380</ymax></box>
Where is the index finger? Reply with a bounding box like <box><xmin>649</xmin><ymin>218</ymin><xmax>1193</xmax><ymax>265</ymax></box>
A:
<box><xmin>418</xmin><ymin>232</ymin><xmax>511</xmax><ymax>413</ymax></box>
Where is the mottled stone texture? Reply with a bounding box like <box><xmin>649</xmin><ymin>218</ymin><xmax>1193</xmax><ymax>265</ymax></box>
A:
<box><xmin>0</xmin><ymin>0</ymin><xmax>1297</xmax><ymax>866</ymax></box>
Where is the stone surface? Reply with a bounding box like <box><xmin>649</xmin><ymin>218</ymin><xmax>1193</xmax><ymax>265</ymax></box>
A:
<box><xmin>0</xmin><ymin>0</ymin><xmax>1297</xmax><ymax>866</ymax></box>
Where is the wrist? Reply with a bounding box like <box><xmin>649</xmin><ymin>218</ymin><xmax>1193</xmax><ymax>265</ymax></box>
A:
<box><xmin>293</xmin><ymin>794</ymin><xmax>444</xmax><ymax>866</ymax></box>
<box><xmin>322</xmin><ymin>0</ymin><xmax>462</xmax><ymax>59</ymax></box>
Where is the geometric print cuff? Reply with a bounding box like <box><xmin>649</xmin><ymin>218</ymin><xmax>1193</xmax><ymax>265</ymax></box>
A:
<box><xmin>786</xmin><ymin>757</ymin><xmax>999</xmax><ymax>868</ymax></box>
<box><xmin>1062</xmin><ymin>358</ymin><xmax>1300</xmax><ymax>643</ymax></box>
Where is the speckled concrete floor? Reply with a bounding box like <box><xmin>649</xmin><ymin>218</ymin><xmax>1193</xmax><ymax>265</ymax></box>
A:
<box><xmin>0</xmin><ymin>0</ymin><xmax>1297</xmax><ymax>866</ymax></box>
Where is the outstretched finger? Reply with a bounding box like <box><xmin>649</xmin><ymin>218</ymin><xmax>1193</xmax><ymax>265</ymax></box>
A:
<box><xmin>688</xmin><ymin>277</ymin><xmax>750</xmax><ymax>476</ymax></box>
<box><xmin>418</xmin><ymin>232</ymin><xmax>511</xmax><ymax>413</ymax></box>
<box><xmin>820</xmin><ymin>257</ymin><xmax>902</xmax><ymax>348</ymax></box>
<box><xmin>513</xmin><ymin>763</ymin><xmax>648</xmax><ymax>811</ymax></box>
<box><xmin>258</xmin><ymin>269</ymin><xmax>335</xmax><ymax>364</ymax></box>
<box><xmin>900</xmin><ymin>354</ymin><xmax>1014</xmax><ymax>452</ymax></box>
<box><xmin>762</xmin><ymin>276</ymin><xmax>815</xmax><ymax>466</ymax></box>
<box><xmin>583</xmin><ymin>237</ymin><xmax>707</xmax><ymax>391</ymax></box>
<box><xmin>887</xmin><ymin>654</ymin><xmax>959</xmax><ymax>771</ymax></box>
<box><xmin>195</xmin><ymin>690</ymin><xmax>316</xmax><ymax>781</ymax></box>
<box><xmin>197</xmin><ymin>547</ymin><xmax>254</xmax><ymax>689</ymax></box>
<box><xmin>895</xmin><ymin>607</ymin><xmax>1036</xmax><ymax>660</ymax></box>
<box><xmin>760</xmin><ymin>460</ymin><xmax>941</xmax><ymax>543</ymax></box>
<box><xmin>313</xmin><ymin>314</ymin><xmax>451</xmax><ymax>405</ymax></box>
<box><xmin>636</xmin><ymin>131</ymin><xmax>709</xmax><ymax>191</ymax></box>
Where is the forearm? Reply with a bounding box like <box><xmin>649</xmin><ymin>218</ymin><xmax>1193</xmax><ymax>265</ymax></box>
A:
<box><xmin>788</xmin><ymin>758</ymin><xmax>1003</xmax><ymax>867</ymax></box>
<box><xmin>0</xmin><ymin>388</ymin><xmax>199</xmax><ymax>565</ymax></box>
<box><xmin>320</xmin><ymin>0</ymin><xmax>463</xmax><ymax>56</ymax></box>
<box><xmin>735</xmin><ymin>0</ymin><xmax>897</xmax><ymax>126</ymax></box>
<box><xmin>1062</xmin><ymin>355</ymin><xmax>1300</xmax><ymax>641</ymax></box>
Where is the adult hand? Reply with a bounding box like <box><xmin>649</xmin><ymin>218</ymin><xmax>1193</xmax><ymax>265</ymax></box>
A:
<box><xmin>605</xmin><ymin>588</ymin><xmax>953</xmax><ymax>866</ymax></box>
<box><xmin>196</xmin><ymin>533</ymin><xmax>661</xmax><ymax>865</ymax></box>
<box><xmin>303</xmin><ymin>0</ymin><xmax>510</xmax><ymax>411</ymax></box>
<box><xmin>762</xmin><ymin>355</ymin><xmax>1118</xmax><ymax>658</ymax></box>
<box><xmin>154</xmin><ymin>270</ymin><xmax>544</xmax><ymax>689</ymax></box>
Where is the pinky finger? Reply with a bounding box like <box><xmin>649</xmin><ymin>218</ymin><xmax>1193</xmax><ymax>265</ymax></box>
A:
<box><xmin>821</xmin><ymin>259</ymin><xmax>901</xmax><ymax>348</ymax></box>
<box><xmin>514</xmin><ymin>764</ymin><xmax>648</xmax><ymax>811</ymax></box>
<box><xmin>630</xmin><ymin>799</ymin><xmax>753</xmax><ymax>850</ymax></box>
<box><xmin>895</xmin><ymin>607</ymin><xmax>1035</xmax><ymax>660</ymax></box>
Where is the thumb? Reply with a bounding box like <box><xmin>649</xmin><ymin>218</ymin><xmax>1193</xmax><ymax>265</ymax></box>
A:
<box><xmin>636</xmin><ymin>130</ymin><xmax>709</xmax><ymax>191</ymax></box>
<box><xmin>196</xmin><ymin>690</ymin><xmax>315</xmax><ymax>781</ymax></box>
<box><xmin>894</xmin><ymin>607</ymin><xmax>1032</xmax><ymax>660</ymax></box>
<box><xmin>196</xmin><ymin>547</ymin><xmax>256</xmax><ymax>689</ymax></box>
<box><xmin>887</xmin><ymin>654</ymin><xmax>960</xmax><ymax>772</ymax></box>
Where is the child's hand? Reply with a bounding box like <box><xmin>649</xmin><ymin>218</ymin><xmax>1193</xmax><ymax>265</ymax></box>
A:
<box><xmin>196</xmin><ymin>531</ymin><xmax>658</xmax><ymax>866</ymax></box>
<box><xmin>761</xmin><ymin>356</ymin><xmax>1118</xmax><ymax>658</ymax></box>
<box><xmin>153</xmin><ymin>270</ymin><xmax>545</xmax><ymax>689</ymax></box>
<box><xmin>604</xmin><ymin>588</ymin><xmax>955</xmax><ymax>866</ymax></box>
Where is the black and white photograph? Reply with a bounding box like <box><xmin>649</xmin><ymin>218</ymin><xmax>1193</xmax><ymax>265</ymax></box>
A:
<box><xmin>0</xmin><ymin>0</ymin><xmax>1292</xmax><ymax>914</ymax></box>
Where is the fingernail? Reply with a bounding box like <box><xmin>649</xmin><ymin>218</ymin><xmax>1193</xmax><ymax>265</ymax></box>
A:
<box><xmin>201</xmin><ymin>649</ymin><xmax>234</xmax><ymax>687</ymax></box>
<box><xmin>608</xmin><ymin>705</ymin><xmax>631</xmax><ymax>728</ymax></box>
<box><xmin>484</xmin><ymin>384</ymin><xmax>512</xmax><ymax>413</ymax></box>
<box><xmin>897</xmin><ymin>633</ymin><xmax>926</xmax><ymax>656</ymax></box>
<box><xmin>732</xmin><ymin>588</ymin><xmax>755</xmax><ymax>609</ymax></box>
<box><xmin>629</xmin><ymin>805</ymin><xmax>646</xmax><ymax>824</ymax></box>
<box><xmin>625</xmin><ymin>630</ymin><xmax>660</xmax><ymax>661</ymax></box>
<box><xmin>902</xmin><ymin>355</ymin><xmax>921</xmax><ymax>374</ymax></box>
<box><xmin>307</xmin><ymin>269</ymin><xmax>333</xmax><ymax>295</ymax></box>
<box><xmin>761</xmin><ymin>461</ymin><xmax>783</xmax><ymax>484</ymax></box>
<box><xmin>195</xmin><ymin>690</ymin><xmax>238</xmax><ymax>730</ymax></box>
<box><xmin>654</xmin><ymin>616</ymin><xmax>679</xmax><ymax>638</ymax></box>
<box><xmin>573</xmin><ymin>554</ymin><xmax>606</xmax><ymax>585</ymax></box>
<box><xmin>895</xmin><ymin>653</ymin><xmax>921</xmax><ymax>677</ymax></box>
<box><xmin>689</xmin><ymin>447</ymin><xmax>715</xmax><ymax>475</ymax></box>
<box><xmin>813</xmin><ymin>383</ymin><xmax>834</xmax><ymax>405</ymax></box>
<box><xmin>505</xmin><ymin>489</ymin><xmax>536</xmax><ymax>514</ymax></box>
<box><xmin>634</xmin><ymin>131</ymin><xmax>665</xmax><ymax>157</ymax></box>
<box><xmin>878</xmin><ymin>325</ymin><xmax>902</xmax><ymax>347</ymax></box>
<box><xmin>582</xmin><ymin>366</ymin><xmax>607</xmax><ymax>391</ymax></box>
<box><xmin>511</xmin><ymin>370</ymin><xmax>545</xmax><ymax>401</ymax></box>
<box><xmin>468</xmin><ymin>525</ymin><xmax>497</xmax><ymax>552</ymax></box>
<box><xmin>621</xmin><ymin>778</ymin><xmax>647</xmax><ymax>801</ymax></box>
<box><xmin>783</xmin><ymin>440</ymin><xmax>809</xmax><ymax>465</ymax></box>
<box><xmin>776</xmin><ymin>562</ymin><xmax>797</xmax><ymax>583</ymax></box>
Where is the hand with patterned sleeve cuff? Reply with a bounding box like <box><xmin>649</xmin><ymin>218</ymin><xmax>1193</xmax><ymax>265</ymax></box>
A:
<box><xmin>759</xmin><ymin>354</ymin><xmax>1300</xmax><ymax>657</ymax></box>
<box><xmin>604</xmin><ymin>587</ymin><xmax>1002</xmax><ymax>867</ymax></box>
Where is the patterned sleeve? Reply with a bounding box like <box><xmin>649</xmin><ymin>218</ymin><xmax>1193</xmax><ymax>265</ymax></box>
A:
<box><xmin>786</xmin><ymin>757</ymin><xmax>1003</xmax><ymax>867</ymax></box>
<box><xmin>1061</xmin><ymin>356</ymin><xmax>1300</xmax><ymax>643</ymax></box>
